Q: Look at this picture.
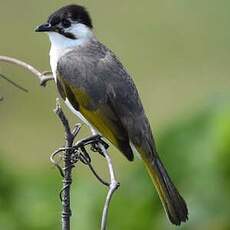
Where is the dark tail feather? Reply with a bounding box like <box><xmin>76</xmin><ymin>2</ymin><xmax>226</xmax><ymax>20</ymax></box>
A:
<box><xmin>143</xmin><ymin>155</ymin><xmax>188</xmax><ymax>225</ymax></box>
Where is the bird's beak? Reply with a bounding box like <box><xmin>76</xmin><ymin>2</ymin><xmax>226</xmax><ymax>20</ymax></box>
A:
<box><xmin>35</xmin><ymin>23</ymin><xmax>54</xmax><ymax>32</ymax></box>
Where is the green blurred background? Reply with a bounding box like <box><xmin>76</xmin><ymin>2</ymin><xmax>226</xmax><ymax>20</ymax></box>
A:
<box><xmin>1</xmin><ymin>0</ymin><xmax>230</xmax><ymax>229</ymax></box>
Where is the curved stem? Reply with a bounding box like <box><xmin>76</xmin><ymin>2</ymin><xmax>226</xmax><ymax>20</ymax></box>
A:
<box><xmin>0</xmin><ymin>55</ymin><xmax>54</xmax><ymax>86</ymax></box>
<box><xmin>87</xmin><ymin>162</ymin><xmax>110</xmax><ymax>187</ymax></box>
<box><xmin>99</xmin><ymin>144</ymin><xmax>120</xmax><ymax>230</ymax></box>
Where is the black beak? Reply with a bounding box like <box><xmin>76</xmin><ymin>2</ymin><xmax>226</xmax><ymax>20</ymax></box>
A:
<box><xmin>35</xmin><ymin>23</ymin><xmax>54</xmax><ymax>32</ymax></box>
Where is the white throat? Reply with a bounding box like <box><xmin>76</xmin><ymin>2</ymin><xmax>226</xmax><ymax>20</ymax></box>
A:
<box><xmin>48</xmin><ymin>23</ymin><xmax>94</xmax><ymax>81</ymax></box>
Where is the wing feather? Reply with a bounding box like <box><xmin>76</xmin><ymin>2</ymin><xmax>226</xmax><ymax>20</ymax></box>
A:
<box><xmin>56</xmin><ymin>40</ymin><xmax>136</xmax><ymax>160</ymax></box>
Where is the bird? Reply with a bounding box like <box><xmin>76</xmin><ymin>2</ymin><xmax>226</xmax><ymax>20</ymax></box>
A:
<box><xmin>35</xmin><ymin>4</ymin><xmax>188</xmax><ymax>225</ymax></box>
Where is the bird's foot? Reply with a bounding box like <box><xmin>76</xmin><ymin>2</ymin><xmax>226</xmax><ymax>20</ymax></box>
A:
<box><xmin>73</xmin><ymin>134</ymin><xmax>109</xmax><ymax>157</ymax></box>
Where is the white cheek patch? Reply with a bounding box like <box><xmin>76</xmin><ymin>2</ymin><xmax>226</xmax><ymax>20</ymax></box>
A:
<box><xmin>65</xmin><ymin>23</ymin><xmax>94</xmax><ymax>39</ymax></box>
<box><xmin>48</xmin><ymin>29</ymin><xmax>92</xmax><ymax>82</ymax></box>
<box><xmin>47</xmin><ymin>23</ymin><xmax>94</xmax><ymax>82</ymax></box>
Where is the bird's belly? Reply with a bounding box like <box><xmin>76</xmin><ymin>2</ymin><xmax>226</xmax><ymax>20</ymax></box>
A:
<box><xmin>65</xmin><ymin>98</ymin><xmax>97</xmax><ymax>135</ymax></box>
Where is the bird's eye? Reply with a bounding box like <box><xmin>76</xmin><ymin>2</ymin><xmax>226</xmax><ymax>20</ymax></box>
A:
<box><xmin>50</xmin><ymin>16</ymin><xmax>60</xmax><ymax>26</ymax></box>
<box><xmin>62</xmin><ymin>19</ymin><xmax>71</xmax><ymax>28</ymax></box>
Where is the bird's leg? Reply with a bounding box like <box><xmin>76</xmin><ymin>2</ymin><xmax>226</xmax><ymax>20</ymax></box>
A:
<box><xmin>90</xmin><ymin>140</ymin><xmax>108</xmax><ymax>157</ymax></box>
<box><xmin>74</xmin><ymin>134</ymin><xmax>101</xmax><ymax>146</ymax></box>
<box><xmin>70</xmin><ymin>136</ymin><xmax>110</xmax><ymax>187</ymax></box>
<box><xmin>40</xmin><ymin>71</ymin><xmax>54</xmax><ymax>87</ymax></box>
<box><xmin>73</xmin><ymin>134</ymin><xmax>109</xmax><ymax>156</ymax></box>
<box><xmin>52</xmin><ymin>134</ymin><xmax>109</xmax><ymax>167</ymax></box>
<box><xmin>89</xmin><ymin>135</ymin><xmax>109</xmax><ymax>155</ymax></box>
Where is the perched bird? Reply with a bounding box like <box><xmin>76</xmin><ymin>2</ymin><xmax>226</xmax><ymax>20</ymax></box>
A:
<box><xmin>35</xmin><ymin>4</ymin><xmax>188</xmax><ymax>225</ymax></box>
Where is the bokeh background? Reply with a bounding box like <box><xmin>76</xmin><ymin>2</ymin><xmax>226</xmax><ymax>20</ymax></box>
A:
<box><xmin>1</xmin><ymin>0</ymin><xmax>230</xmax><ymax>229</ymax></box>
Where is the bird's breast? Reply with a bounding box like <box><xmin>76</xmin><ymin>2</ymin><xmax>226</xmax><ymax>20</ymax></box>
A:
<box><xmin>49</xmin><ymin>46</ymin><xmax>72</xmax><ymax>82</ymax></box>
<box><xmin>49</xmin><ymin>47</ymin><xmax>63</xmax><ymax>82</ymax></box>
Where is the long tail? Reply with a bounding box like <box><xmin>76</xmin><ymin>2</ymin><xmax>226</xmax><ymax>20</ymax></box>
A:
<box><xmin>141</xmin><ymin>152</ymin><xmax>188</xmax><ymax>225</ymax></box>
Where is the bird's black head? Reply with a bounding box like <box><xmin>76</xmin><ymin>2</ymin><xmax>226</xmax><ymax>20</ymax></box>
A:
<box><xmin>35</xmin><ymin>5</ymin><xmax>93</xmax><ymax>40</ymax></box>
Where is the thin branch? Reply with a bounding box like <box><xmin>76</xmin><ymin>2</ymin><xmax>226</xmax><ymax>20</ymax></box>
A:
<box><xmin>87</xmin><ymin>163</ymin><xmax>110</xmax><ymax>187</ymax></box>
<box><xmin>50</xmin><ymin>148</ymin><xmax>66</xmax><ymax>177</ymax></box>
<box><xmin>0</xmin><ymin>55</ymin><xmax>54</xmax><ymax>86</ymax></box>
<box><xmin>54</xmin><ymin>99</ymin><xmax>75</xmax><ymax>230</ymax></box>
<box><xmin>99</xmin><ymin>144</ymin><xmax>120</xmax><ymax>230</ymax></box>
<box><xmin>0</xmin><ymin>73</ymin><xmax>28</xmax><ymax>92</ymax></box>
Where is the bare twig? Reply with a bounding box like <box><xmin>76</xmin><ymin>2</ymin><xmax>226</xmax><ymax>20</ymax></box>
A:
<box><xmin>0</xmin><ymin>73</ymin><xmax>28</xmax><ymax>92</ymax></box>
<box><xmin>54</xmin><ymin>99</ymin><xmax>75</xmax><ymax>230</ymax></box>
<box><xmin>99</xmin><ymin>144</ymin><xmax>120</xmax><ymax>230</ymax></box>
<box><xmin>87</xmin><ymin>163</ymin><xmax>110</xmax><ymax>187</ymax></box>
<box><xmin>0</xmin><ymin>55</ymin><xmax>54</xmax><ymax>86</ymax></box>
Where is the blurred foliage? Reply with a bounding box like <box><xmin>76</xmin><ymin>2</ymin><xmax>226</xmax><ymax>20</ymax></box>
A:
<box><xmin>1</xmin><ymin>0</ymin><xmax>230</xmax><ymax>229</ymax></box>
<box><xmin>1</xmin><ymin>98</ymin><xmax>230</xmax><ymax>229</ymax></box>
